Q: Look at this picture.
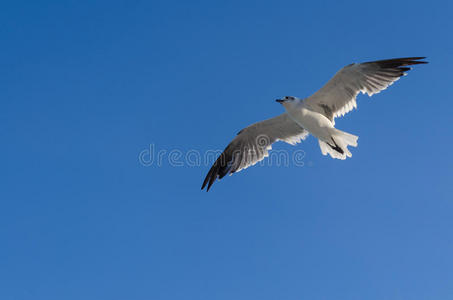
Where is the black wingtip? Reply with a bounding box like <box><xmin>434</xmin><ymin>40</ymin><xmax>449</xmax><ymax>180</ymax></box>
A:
<box><xmin>399</xmin><ymin>56</ymin><xmax>427</xmax><ymax>61</ymax></box>
<box><xmin>403</xmin><ymin>57</ymin><xmax>428</xmax><ymax>65</ymax></box>
<box><xmin>201</xmin><ymin>163</ymin><xmax>221</xmax><ymax>192</ymax></box>
<box><xmin>201</xmin><ymin>143</ymin><xmax>237</xmax><ymax>192</ymax></box>
<box><xmin>201</xmin><ymin>168</ymin><xmax>214</xmax><ymax>191</ymax></box>
<box><xmin>206</xmin><ymin>170</ymin><xmax>217</xmax><ymax>191</ymax></box>
<box><xmin>201</xmin><ymin>174</ymin><xmax>209</xmax><ymax>190</ymax></box>
<box><xmin>364</xmin><ymin>57</ymin><xmax>428</xmax><ymax>78</ymax></box>
<box><xmin>366</xmin><ymin>57</ymin><xmax>429</xmax><ymax>67</ymax></box>
<box><xmin>201</xmin><ymin>170</ymin><xmax>211</xmax><ymax>191</ymax></box>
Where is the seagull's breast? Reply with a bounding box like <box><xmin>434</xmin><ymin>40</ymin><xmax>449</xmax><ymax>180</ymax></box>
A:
<box><xmin>286</xmin><ymin>104</ymin><xmax>334</xmax><ymax>140</ymax></box>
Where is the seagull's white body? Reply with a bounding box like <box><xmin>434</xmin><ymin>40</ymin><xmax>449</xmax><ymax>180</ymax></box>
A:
<box><xmin>286</xmin><ymin>100</ymin><xmax>336</xmax><ymax>143</ymax></box>
<box><xmin>287</xmin><ymin>100</ymin><xmax>332</xmax><ymax>135</ymax></box>
<box><xmin>283</xmin><ymin>98</ymin><xmax>358</xmax><ymax>159</ymax></box>
<box><xmin>202</xmin><ymin>57</ymin><xmax>427</xmax><ymax>191</ymax></box>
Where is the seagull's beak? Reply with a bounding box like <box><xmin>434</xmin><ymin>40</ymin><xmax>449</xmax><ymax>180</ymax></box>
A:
<box><xmin>276</xmin><ymin>99</ymin><xmax>285</xmax><ymax>104</ymax></box>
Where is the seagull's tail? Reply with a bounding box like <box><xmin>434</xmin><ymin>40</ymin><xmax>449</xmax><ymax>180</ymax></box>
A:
<box><xmin>318</xmin><ymin>128</ymin><xmax>358</xmax><ymax>160</ymax></box>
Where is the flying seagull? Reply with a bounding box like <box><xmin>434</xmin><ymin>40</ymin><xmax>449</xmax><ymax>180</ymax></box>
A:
<box><xmin>202</xmin><ymin>57</ymin><xmax>427</xmax><ymax>191</ymax></box>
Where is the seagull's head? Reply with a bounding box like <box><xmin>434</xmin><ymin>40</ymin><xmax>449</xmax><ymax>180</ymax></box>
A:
<box><xmin>276</xmin><ymin>96</ymin><xmax>301</xmax><ymax>107</ymax></box>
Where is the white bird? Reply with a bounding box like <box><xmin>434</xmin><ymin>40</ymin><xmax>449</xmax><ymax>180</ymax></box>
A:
<box><xmin>202</xmin><ymin>57</ymin><xmax>427</xmax><ymax>191</ymax></box>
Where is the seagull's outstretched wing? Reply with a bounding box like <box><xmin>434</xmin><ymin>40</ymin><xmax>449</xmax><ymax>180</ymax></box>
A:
<box><xmin>305</xmin><ymin>57</ymin><xmax>428</xmax><ymax>122</ymax></box>
<box><xmin>201</xmin><ymin>113</ymin><xmax>308</xmax><ymax>191</ymax></box>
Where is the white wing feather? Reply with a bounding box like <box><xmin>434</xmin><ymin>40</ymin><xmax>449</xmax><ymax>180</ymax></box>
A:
<box><xmin>202</xmin><ymin>113</ymin><xmax>308</xmax><ymax>191</ymax></box>
<box><xmin>305</xmin><ymin>57</ymin><xmax>427</xmax><ymax>123</ymax></box>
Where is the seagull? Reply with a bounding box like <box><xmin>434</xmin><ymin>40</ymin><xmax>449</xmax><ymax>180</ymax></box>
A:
<box><xmin>201</xmin><ymin>57</ymin><xmax>428</xmax><ymax>191</ymax></box>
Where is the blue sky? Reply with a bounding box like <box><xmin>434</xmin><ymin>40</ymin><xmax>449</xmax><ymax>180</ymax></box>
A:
<box><xmin>1</xmin><ymin>0</ymin><xmax>453</xmax><ymax>299</ymax></box>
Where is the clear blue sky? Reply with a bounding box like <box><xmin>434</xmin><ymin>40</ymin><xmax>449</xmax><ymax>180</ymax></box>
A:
<box><xmin>2</xmin><ymin>1</ymin><xmax>453</xmax><ymax>299</ymax></box>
